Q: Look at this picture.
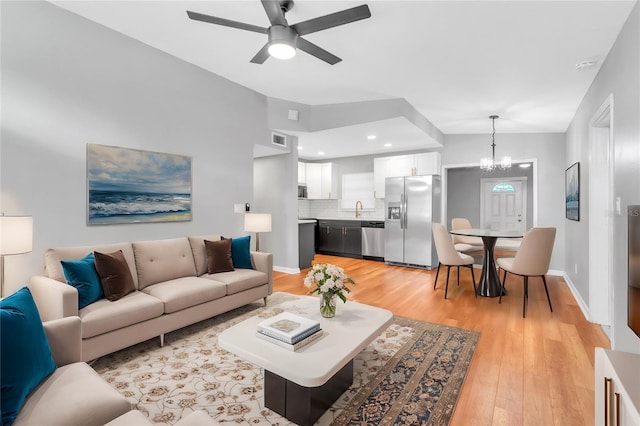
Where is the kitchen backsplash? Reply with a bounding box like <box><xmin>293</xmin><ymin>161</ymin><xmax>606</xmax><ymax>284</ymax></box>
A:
<box><xmin>298</xmin><ymin>199</ymin><xmax>386</xmax><ymax>220</ymax></box>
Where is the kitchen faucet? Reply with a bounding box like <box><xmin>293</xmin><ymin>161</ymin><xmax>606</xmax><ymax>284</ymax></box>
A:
<box><xmin>355</xmin><ymin>200</ymin><xmax>363</xmax><ymax>218</ymax></box>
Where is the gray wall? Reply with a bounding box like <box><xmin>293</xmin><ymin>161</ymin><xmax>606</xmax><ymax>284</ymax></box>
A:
<box><xmin>253</xmin><ymin>138</ymin><xmax>300</xmax><ymax>272</ymax></box>
<box><xmin>0</xmin><ymin>1</ymin><xmax>272</xmax><ymax>293</ymax></box>
<box><xmin>565</xmin><ymin>2</ymin><xmax>640</xmax><ymax>352</ymax></box>
<box><xmin>447</xmin><ymin>166</ymin><xmax>534</xmax><ymax>229</ymax></box>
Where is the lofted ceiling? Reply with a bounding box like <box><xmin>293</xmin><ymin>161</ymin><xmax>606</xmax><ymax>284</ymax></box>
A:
<box><xmin>50</xmin><ymin>1</ymin><xmax>636</xmax><ymax>160</ymax></box>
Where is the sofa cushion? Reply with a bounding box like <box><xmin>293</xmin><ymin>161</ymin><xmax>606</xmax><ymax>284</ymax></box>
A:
<box><xmin>1</xmin><ymin>287</ymin><xmax>57</xmax><ymax>426</ymax></box>
<box><xmin>94</xmin><ymin>250</ymin><xmax>136</xmax><ymax>301</ymax></box>
<box><xmin>44</xmin><ymin>242</ymin><xmax>139</xmax><ymax>288</ymax></box>
<box><xmin>202</xmin><ymin>269</ymin><xmax>268</xmax><ymax>295</ymax></box>
<box><xmin>133</xmin><ymin>238</ymin><xmax>197</xmax><ymax>290</ymax></box>
<box><xmin>205</xmin><ymin>239</ymin><xmax>234</xmax><ymax>274</ymax></box>
<box><xmin>13</xmin><ymin>362</ymin><xmax>131</xmax><ymax>426</ymax></box>
<box><xmin>141</xmin><ymin>277</ymin><xmax>227</xmax><ymax>314</ymax></box>
<box><xmin>188</xmin><ymin>235</ymin><xmax>222</xmax><ymax>276</ymax></box>
<box><xmin>61</xmin><ymin>252</ymin><xmax>104</xmax><ymax>309</ymax></box>
<box><xmin>80</xmin><ymin>291</ymin><xmax>164</xmax><ymax>339</ymax></box>
<box><xmin>222</xmin><ymin>235</ymin><xmax>253</xmax><ymax>269</ymax></box>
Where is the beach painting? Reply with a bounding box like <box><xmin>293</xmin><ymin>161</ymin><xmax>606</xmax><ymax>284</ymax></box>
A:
<box><xmin>565</xmin><ymin>161</ymin><xmax>580</xmax><ymax>221</ymax></box>
<box><xmin>87</xmin><ymin>144</ymin><xmax>192</xmax><ymax>225</ymax></box>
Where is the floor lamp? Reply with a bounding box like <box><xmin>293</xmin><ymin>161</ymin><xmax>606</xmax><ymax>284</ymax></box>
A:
<box><xmin>244</xmin><ymin>213</ymin><xmax>272</xmax><ymax>252</ymax></box>
<box><xmin>0</xmin><ymin>215</ymin><xmax>33</xmax><ymax>298</ymax></box>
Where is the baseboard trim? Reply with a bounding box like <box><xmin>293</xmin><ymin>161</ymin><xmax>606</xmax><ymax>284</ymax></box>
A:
<box><xmin>274</xmin><ymin>265</ymin><xmax>300</xmax><ymax>274</ymax></box>
<box><xmin>558</xmin><ymin>271</ymin><xmax>592</xmax><ymax>322</ymax></box>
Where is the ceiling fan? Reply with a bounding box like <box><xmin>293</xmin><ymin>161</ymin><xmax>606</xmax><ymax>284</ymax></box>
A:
<box><xmin>186</xmin><ymin>0</ymin><xmax>371</xmax><ymax>65</ymax></box>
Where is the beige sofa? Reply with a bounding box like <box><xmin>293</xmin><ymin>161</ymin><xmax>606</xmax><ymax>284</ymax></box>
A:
<box><xmin>16</xmin><ymin>315</ymin><xmax>217</xmax><ymax>425</ymax></box>
<box><xmin>29</xmin><ymin>235</ymin><xmax>273</xmax><ymax>362</ymax></box>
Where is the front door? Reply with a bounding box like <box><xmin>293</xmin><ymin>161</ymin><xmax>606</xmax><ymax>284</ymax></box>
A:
<box><xmin>480</xmin><ymin>178</ymin><xmax>527</xmax><ymax>233</ymax></box>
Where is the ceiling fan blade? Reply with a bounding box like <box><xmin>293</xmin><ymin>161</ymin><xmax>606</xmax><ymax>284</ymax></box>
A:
<box><xmin>187</xmin><ymin>11</ymin><xmax>268</xmax><ymax>34</ymax></box>
<box><xmin>261</xmin><ymin>0</ymin><xmax>287</xmax><ymax>26</ymax></box>
<box><xmin>292</xmin><ymin>4</ymin><xmax>371</xmax><ymax>36</ymax></box>
<box><xmin>297</xmin><ymin>37</ymin><xmax>341</xmax><ymax>65</ymax></box>
<box><xmin>250</xmin><ymin>43</ymin><xmax>271</xmax><ymax>64</ymax></box>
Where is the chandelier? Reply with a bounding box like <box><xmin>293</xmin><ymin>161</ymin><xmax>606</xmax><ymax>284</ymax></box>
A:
<box><xmin>480</xmin><ymin>115</ymin><xmax>511</xmax><ymax>171</ymax></box>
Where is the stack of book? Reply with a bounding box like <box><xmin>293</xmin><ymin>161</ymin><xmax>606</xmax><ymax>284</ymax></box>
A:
<box><xmin>256</xmin><ymin>312</ymin><xmax>323</xmax><ymax>351</ymax></box>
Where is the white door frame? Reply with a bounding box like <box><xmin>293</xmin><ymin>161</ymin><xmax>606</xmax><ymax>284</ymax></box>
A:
<box><xmin>588</xmin><ymin>94</ymin><xmax>614</xmax><ymax>329</ymax></box>
<box><xmin>480</xmin><ymin>176</ymin><xmax>528</xmax><ymax>232</ymax></box>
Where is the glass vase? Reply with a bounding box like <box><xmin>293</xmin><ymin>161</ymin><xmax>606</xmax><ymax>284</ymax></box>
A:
<box><xmin>319</xmin><ymin>293</ymin><xmax>337</xmax><ymax>318</ymax></box>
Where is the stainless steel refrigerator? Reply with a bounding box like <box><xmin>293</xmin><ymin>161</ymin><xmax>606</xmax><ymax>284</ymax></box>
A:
<box><xmin>384</xmin><ymin>175</ymin><xmax>440</xmax><ymax>268</ymax></box>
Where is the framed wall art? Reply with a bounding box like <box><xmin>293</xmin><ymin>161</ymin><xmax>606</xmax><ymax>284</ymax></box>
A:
<box><xmin>565</xmin><ymin>161</ymin><xmax>580</xmax><ymax>221</ymax></box>
<box><xmin>87</xmin><ymin>144</ymin><xmax>192</xmax><ymax>225</ymax></box>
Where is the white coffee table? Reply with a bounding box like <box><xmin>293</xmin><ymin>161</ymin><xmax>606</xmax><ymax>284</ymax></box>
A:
<box><xmin>218</xmin><ymin>296</ymin><xmax>393</xmax><ymax>426</ymax></box>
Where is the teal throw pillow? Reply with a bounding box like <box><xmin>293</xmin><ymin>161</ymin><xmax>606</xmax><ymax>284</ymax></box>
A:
<box><xmin>1</xmin><ymin>287</ymin><xmax>57</xmax><ymax>426</ymax></box>
<box><xmin>61</xmin><ymin>253</ymin><xmax>104</xmax><ymax>309</ymax></box>
<box><xmin>222</xmin><ymin>235</ymin><xmax>253</xmax><ymax>269</ymax></box>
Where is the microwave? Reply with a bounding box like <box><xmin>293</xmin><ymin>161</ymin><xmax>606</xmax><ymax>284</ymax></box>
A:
<box><xmin>298</xmin><ymin>185</ymin><xmax>308</xmax><ymax>199</ymax></box>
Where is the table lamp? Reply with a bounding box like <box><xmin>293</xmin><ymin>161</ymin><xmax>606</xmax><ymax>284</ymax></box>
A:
<box><xmin>244</xmin><ymin>213</ymin><xmax>271</xmax><ymax>252</ymax></box>
<box><xmin>0</xmin><ymin>215</ymin><xmax>33</xmax><ymax>297</ymax></box>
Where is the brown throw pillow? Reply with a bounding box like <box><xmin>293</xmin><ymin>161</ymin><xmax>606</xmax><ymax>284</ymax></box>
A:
<box><xmin>94</xmin><ymin>250</ymin><xmax>136</xmax><ymax>301</ymax></box>
<box><xmin>204</xmin><ymin>239</ymin><xmax>234</xmax><ymax>274</ymax></box>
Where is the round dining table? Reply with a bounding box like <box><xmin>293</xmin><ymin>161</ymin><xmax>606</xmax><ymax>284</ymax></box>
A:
<box><xmin>449</xmin><ymin>228</ymin><xmax>523</xmax><ymax>297</ymax></box>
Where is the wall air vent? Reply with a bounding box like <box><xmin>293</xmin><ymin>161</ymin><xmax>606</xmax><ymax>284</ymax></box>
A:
<box><xmin>271</xmin><ymin>132</ymin><xmax>287</xmax><ymax>147</ymax></box>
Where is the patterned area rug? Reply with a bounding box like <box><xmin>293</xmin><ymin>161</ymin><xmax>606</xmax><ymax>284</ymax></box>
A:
<box><xmin>92</xmin><ymin>293</ymin><xmax>479</xmax><ymax>425</ymax></box>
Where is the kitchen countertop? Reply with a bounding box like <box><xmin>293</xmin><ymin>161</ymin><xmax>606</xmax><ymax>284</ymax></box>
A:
<box><xmin>298</xmin><ymin>219</ymin><xmax>317</xmax><ymax>225</ymax></box>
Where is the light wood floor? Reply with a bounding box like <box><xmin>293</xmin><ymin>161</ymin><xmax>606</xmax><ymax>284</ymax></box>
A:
<box><xmin>273</xmin><ymin>254</ymin><xmax>610</xmax><ymax>426</ymax></box>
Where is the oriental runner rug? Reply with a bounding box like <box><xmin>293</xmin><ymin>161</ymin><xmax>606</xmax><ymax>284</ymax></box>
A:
<box><xmin>93</xmin><ymin>292</ymin><xmax>478</xmax><ymax>425</ymax></box>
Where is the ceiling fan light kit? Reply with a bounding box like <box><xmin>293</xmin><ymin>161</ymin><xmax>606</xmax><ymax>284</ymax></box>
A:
<box><xmin>187</xmin><ymin>0</ymin><xmax>371</xmax><ymax>65</ymax></box>
<box><xmin>267</xmin><ymin>25</ymin><xmax>298</xmax><ymax>60</ymax></box>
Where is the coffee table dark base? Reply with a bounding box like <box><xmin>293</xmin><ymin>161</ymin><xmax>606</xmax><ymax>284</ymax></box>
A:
<box><xmin>264</xmin><ymin>359</ymin><xmax>354</xmax><ymax>426</ymax></box>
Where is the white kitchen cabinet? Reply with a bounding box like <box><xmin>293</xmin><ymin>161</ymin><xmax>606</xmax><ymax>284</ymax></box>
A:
<box><xmin>414</xmin><ymin>152</ymin><xmax>442</xmax><ymax>175</ymax></box>
<box><xmin>595</xmin><ymin>348</ymin><xmax>640</xmax><ymax>426</ymax></box>
<box><xmin>374</xmin><ymin>152</ymin><xmax>441</xmax><ymax>198</ymax></box>
<box><xmin>306</xmin><ymin>162</ymin><xmax>336</xmax><ymax>199</ymax></box>
<box><xmin>298</xmin><ymin>162</ymin><xmax>306</xmax><ymax>185</ymax></box>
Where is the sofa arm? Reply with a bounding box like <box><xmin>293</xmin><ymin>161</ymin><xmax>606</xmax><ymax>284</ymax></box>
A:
<box><xmin>29</xmin><ymin>275</ymin><xmax>79</xmax><ymax>322</ymax></box>
<box><xmin>251</xmin><ymin>251</ymin><xmax>273</xmax><ymax>295</ymax></box>
<box><xmin>43</xmin><ymin>316</ymin><xmax>82</xmax><ymax>366</ymax></box>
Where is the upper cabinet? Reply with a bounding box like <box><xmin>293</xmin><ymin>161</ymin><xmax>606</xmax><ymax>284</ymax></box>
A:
<box><xmin>306</xmin><ymin>162</ymin><xmax>337</xmax><ymax>199</ymax></box>
<box><xmin>374</xmin><ymin>152</ymin><xmax>441</xmax><ymax>198</ymax></box>
<box><xmin>298</xmin><ymin>162</ymin><xmax>306</xmax><ymax>185</ymax></box>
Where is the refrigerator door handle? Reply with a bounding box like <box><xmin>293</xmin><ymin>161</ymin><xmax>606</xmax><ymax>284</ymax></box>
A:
<box><xmin>400</xmin><ymin>193</ymin><xmax>405</xmax><ymax>229</ymax></box>
<box><xmin>404</xmin><ymin>192</ymin><xmax>408</xmax><ymax>229</ymax></box>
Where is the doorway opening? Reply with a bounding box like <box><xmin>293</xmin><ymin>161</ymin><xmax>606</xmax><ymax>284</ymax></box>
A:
<box><xmin>588</xmin><ymin>95</ymin><xmax>614</xmax><ymax>333</ymax></box>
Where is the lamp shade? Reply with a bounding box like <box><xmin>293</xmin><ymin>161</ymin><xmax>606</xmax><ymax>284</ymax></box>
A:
<box><xmin>0</xmin><ymin>216</ymin><xmax>33</xmax><ymax>255</ymax></box>
<box><xmin>244</xmin><ymin>213</ymin><xmax>272</xmax><ymax>233</ymax></box>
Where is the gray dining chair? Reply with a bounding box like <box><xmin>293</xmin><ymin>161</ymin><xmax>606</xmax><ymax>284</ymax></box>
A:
<box><xmin>451</xmin><ymin>218</ymin><xmax>483</xmax><ymax>253</ymax></box>
<box><xmin>496</xmin><ymin>227</ymin><xmax>556</xmax><ymax>317</ymax></box>
<box><xmin>432</xmin><ymin>223</ymin><xmax>477</xmax><ymax>299</ymax></box>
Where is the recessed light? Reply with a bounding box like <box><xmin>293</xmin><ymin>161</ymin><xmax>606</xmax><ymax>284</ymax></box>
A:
<box><xmin>367</xmin><ymin>135</ymin><xmax>377</xmax><ymax>140</ymax></box>
<box><xmin>384</xmin><ymin>143</ymin><xmax>392</xmax><ymax>148</ymax></box>
<box><xmin>297</xmin><ymin>146</ymin><xmax>303</xmax><ymax>150</ymax></box>
<box><xmin>317</xmin><ymin>151</ymin><xmax>325</xmax><ymax>156</ymax></box>
<box><xmin>576</xmin><ymin>60</ymin><xmax>597</xmax><ymax>70</ymax></box>
<box><xmin>519</xmin><ymin>163</ymin><xmax>531</xmax><ymax>168</ymax></box>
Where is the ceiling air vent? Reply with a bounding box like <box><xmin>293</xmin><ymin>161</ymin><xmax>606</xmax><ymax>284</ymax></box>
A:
<box><xmin>271</xmin><ymin>132</ymin><xmax>287</xmax><ymax>147</ymax></box>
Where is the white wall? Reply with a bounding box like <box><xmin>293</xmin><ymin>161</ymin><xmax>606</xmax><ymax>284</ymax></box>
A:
<box><xmin>441</xmin><ymin>133</ymin><xmax>566</xmax><ymax>270</ymax></box>
<box><xmin>0</xmin><ymin>1</ymin><xmax>271</xmax><ymax>294</ymax></box>
<box><xmin>565</xmin><ymin>2</ymin><xmax>640</xmax><ymax>353</ymax></box>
